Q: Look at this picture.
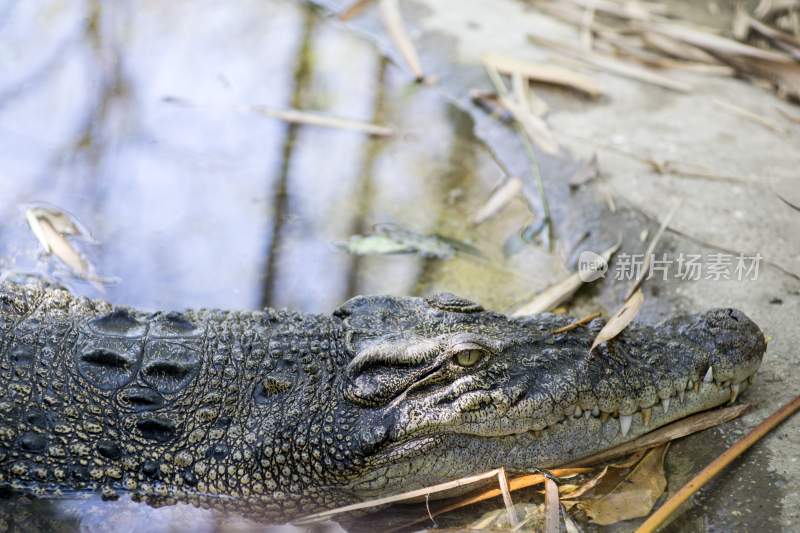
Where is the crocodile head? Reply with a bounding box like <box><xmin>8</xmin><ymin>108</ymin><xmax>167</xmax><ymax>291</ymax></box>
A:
<box><xmin>332</xmin><ymin>293</ymin><xmax>765</xmax><ymax>498</ymax></box>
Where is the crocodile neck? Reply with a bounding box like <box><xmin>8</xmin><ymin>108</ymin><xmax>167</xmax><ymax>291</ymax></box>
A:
<box><xmin>0</xmin><ymin>280</ymin><xmax>350</xmax><ymax>519</ymax></box>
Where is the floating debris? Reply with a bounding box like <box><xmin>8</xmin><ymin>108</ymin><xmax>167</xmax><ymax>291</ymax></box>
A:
<box><xmin>163</xmin><ymin>96</ymin><xmax>394</xmax><ymax>137</ymax></box>
<box><xmin>24</xmin><ymin>205</ymin><xmax>108</xmax><ymax>291</ymax></box>
<box><xmin>338</xmin><ymin>224</ymin><xmax>482</xmax><ymax>259</ymax></box>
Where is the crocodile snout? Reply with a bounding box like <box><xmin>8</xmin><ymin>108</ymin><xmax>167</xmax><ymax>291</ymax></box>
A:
<box><xmin>684</xmin><ymin>308</ymin><xmax>766</xmax><ymax>386</ymax></box>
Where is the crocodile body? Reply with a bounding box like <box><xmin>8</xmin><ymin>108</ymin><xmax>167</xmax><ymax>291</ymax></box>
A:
<box><xmin>0</xmin><ymin>278</ymin><xmax>766</xmax><ymax>522</ymax></box>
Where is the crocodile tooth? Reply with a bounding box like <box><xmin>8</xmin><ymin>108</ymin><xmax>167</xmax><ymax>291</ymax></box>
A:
<box><xmin>592</xmin><ymin>406</ymin><xmax>600</xmax><ymax>417</ymax></box>
<box><xmin>619</xmin><ymin>415</ymin><xmax>632</xmax><ymax>437</ymax></box>
<box><xmin>641</xmin><ymin>408</ymin><xmax>652</xmax><ymax>426</ymax></box>
<box><xmin>703</xmin><ymin>366</ymin><xmax>714</xmax><ymax>383</ymax></box>
<box><xmin>729</xmin><ymin>383</ymin><xmax>741</xmax><ymax>404</ymax></box>
<box><xmin>532</xmin><ymin>430</ymin><xmax>542</xmax><ymax>438</ymax></box>
<box><xmin>584</xmin><ymin>410</ymin><xmax>592</xmax><ymax>419</ymax></box>
<box><xmin>661</xmin><ymin>397</ymin><xmax>670</xmax><ymax>413</ymax></box>
<box><xmin>574</xmin><ymin>406</ymin><xmax>582</xmax><ymax>418</ymax></box>
<box><xmin>600</xmin><ymin>412</ymin><xmax>609</xmax><ymax>422</ymax></box>
<box><xmin>693</xmin><ymin>380</ymin><xmax>700</xmax><ymax>393</ymax></box>
<box><xmin>678</xmin><ymin>389</ymin><xmax>685</xmax><ymax>403</ymax></box>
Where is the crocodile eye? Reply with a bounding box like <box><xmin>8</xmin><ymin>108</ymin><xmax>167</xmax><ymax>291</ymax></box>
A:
<box><xmin>454</xmin><ymin>348</ymin><xmax>485</xmax><ymax>367</ymax></box>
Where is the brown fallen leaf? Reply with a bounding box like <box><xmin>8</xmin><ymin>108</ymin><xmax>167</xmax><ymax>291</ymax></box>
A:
<box><xmin>590</xmin><ymin>288</ymin><xmax>644</xmax><ymax>351</ymax></box>
<box><xmin>483</xmin><ymin>52</ymin><xmax>604</xmax><ymax>97</ymax></box>
<box><xmin>472</xmin><ymin>177</ymin><xmax>524</xmax><ymax>225</ymax></box>
<box><xmin>577</xmin><ymin>444</ymin><xmax>669</xmax><ymax>525</ymax></box>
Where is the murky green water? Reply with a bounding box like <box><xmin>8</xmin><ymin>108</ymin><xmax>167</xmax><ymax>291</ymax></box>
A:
<box><xmin>0</xmin><ymin>0</ymin><xmax>557</xmax><ymax>530</ymax></box>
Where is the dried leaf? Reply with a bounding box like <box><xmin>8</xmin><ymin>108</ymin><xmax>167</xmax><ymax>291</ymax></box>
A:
<box><xmin>337</xmin><ymin>234</ymin><xmax>415</xmax><ymax>256</ymax></box>
<box><xmin>483</xmin><ymin>52</ymin><xmax>604</xmax><ymax>97</ymax></box>
<box><xmin>379</xmin><ymin>0</ymin><xmax>425</xmax><ymax>81</ymax></box>
<box><xmin>640</xmin><ymin>31</ymin><xmax>721</xmax><ymax>63</ymax></box>
<box><xmin>727</xmin><ymin>55</ymin><xmax>800</xmax><ymax>102</ymax></box>
<box><xmin>164</xmin><ymin>97</ymin><xmax>394</xmax><ymax>137</ymax></box>
<box><xmin>543</xmin><ymin>477</ymin><xmax>560</xmax><ymax>533</ymax></box>
<box><xmin>252</xmin><ymin>106</ymin><xmax>394</xmax><ymax>136</ymax></box>
<box><xmin>527</xmin><ymin>34</ymin><xmax>691</xmax><ymax>92</ymax></box>
<box><xmin>499</xmin><ymin>94</ymin><xmax>560</xmax><ymax>154</ymax></box>
<box><xmin>472</xmin><ymin>177</ymin><xmax>524</xmax><ymax>225</ymax></box>
<box><xmin>552</xmin><ymin>311</ymin><xmax>602</xmax><ymax>334</ymax></box>
<box><xmin>25</xmin><ymin>206</ymin><xmax>105</xmax><ymax>291</ymax></box>
<box><xmin>648</xmin><ymin>21</ymin><xmax>794</xmax><ymax>62</ymax></box>
<box><xmin>338</xmin><ymin>225</ymin><xmax>482</xmax><ymax>259</ymax></box>
<box><xmin>513</xmin><ymin>241</ymin><xmax>620</xmax><ymax>316</ymax></box>
<box><xmin>497</xmin><ymin>467</ymin><xmax>519</xmax><ymax>527</ymax></box>
<box><xmin>590</xmin><ymin>288</ymin><xmax>644</xmax><ymax>351</ymax></box>
<box><xmin>577</xmin><ymin>444</ymin><xmax>669</xmax><ymax>525</ymax></box>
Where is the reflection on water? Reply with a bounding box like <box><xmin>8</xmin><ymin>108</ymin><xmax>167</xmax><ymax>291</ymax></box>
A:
<box><xmin>0</xmin><ymin>0</ymin><xmax>554</xmax><ymax>530</ymax></box>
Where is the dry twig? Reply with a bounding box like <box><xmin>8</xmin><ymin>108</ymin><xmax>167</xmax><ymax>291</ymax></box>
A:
<box><xmin>379</xmin><ymin>0</ymin><xmax>426</xmax><ymax>81</ymax></box>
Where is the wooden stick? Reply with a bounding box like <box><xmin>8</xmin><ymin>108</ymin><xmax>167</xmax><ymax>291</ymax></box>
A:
<box><xmin>636</xmin><ymin>393</ymin><xmax>800</xmax><ymax>533</ymax></box>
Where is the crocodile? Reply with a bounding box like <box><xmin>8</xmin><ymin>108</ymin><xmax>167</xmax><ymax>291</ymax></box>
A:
<box><xmin>0</xmin><ymin>277</ymin><xmax>765</xmax><ymax>523</ymax></box>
